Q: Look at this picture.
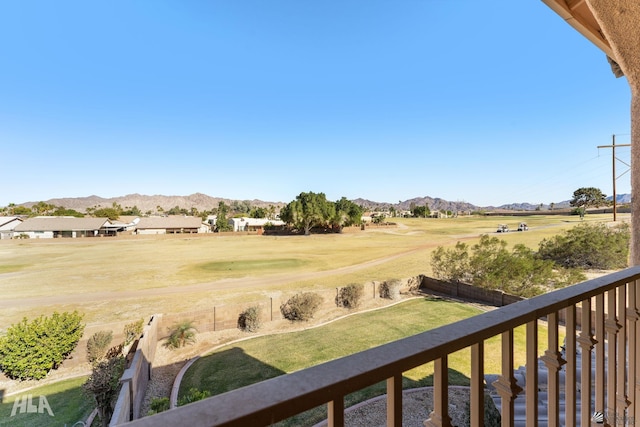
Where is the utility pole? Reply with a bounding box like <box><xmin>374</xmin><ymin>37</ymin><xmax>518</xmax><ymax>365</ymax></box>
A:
<box><xmin>597</xmin><ymin>134</ymin><xmax>631</xmax><ymax>221</ymax></box>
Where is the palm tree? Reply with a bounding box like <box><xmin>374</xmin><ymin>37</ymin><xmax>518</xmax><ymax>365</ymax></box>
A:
<box><xmin>165</xmin><ymin>320</ymin><xmax>197</xmax><ymax>349</ymax></box>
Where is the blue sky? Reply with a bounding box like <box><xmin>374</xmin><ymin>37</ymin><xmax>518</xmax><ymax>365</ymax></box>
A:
<box><xmin>0</xmin><ymin>1</ymin><xmax>632</xmax><ymax>208</ymax></box>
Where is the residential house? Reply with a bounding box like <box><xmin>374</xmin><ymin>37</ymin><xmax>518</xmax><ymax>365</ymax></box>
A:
<box><xmin>134</xmin><ymin>216</ymin><xmax>208</xmax><ymax>235</ymax></box>
<box><xmin>0</xmin><ymin>216</ymin><xmax>24</xmax><ymax>239</ymax></box>
<box><xmin>13</xmin><ymin>217</ymin><xmax>111</xmax><ymax>238</ymax></box>
<box><xmin>122</xmin><ymin>2</ymin><xmax>640</xmax><ymax>426</ymax></box>
<box><xmin>228</xmin><ymin>217</ymin><xmax>285</xmax><ymax>233</ymax></box>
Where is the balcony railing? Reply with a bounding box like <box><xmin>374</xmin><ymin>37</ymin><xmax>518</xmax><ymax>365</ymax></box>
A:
<box><xmin>123</xmin><ymin>266</ymin><xmax>640</xmax><ymax>427</ymax></box>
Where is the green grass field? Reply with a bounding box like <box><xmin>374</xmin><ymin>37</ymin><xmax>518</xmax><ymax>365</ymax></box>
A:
<box><xmin>0</xmin><ymin>212</ymin><xmax>607</xmax><ymax>425</ymax></box>
<box><xmin>0</xmin><ymin>376</ymin><xmax>92</xmax><ymax>427</ymax></box>
<box><xmin>0</xmin><ymin>213</ymin><xmax>616</xmax><ymax>328</ymax></box>
<box><xmin>179</xmin><ymin>297</ymin><xmax>555</xmax><ymax>426</ymax></box>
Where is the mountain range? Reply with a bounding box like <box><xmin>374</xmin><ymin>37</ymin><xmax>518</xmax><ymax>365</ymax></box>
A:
<box><xmin>17</xmin><ymin>192</ymin><xmax>632</xmax><ymax>214</ymax></box>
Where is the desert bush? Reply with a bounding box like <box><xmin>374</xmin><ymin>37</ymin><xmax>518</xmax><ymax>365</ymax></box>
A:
<box><xmin>430</xmin><ymin>242</ymin><xmax>471</xmax><ymax>283</ymax></box>
<box><xmin>538</xmin><ymin>222</ymin><xmax>630</xmax><ymax>269</ymax></box>
<box><xmin>280</xmin><ymin>292</ymin><xmax>323</xmax><ymax>321</ymax></box>
<box><xmin>87</xmin><ymin>330</ymin><xmax>113</xmax><ymax>365</ymax></box>
<box><xmin>105</xmin><ymin>343</ymin><xmax>124</xmax><ymax>360</ymax></box>
<box><xmin>335</xmin><ymin>283</ymin><xmax>364</xmax><ymax>309</ymax></box>
<box><xmin>83</xmin><ymin>355</ymin><xmax>125</xmax><ymax>427</ymax></box>
<box><xmin>0</xmin><ymin>310</ymin><xmax>84</xmax><ymax>380</ymax></box>
<box><xmin>165</xmin><ymin>320</ymin><xmax>197</xmax><ymax>349</ymax></box>
<box><xmin>462</xmin><ymin>393</ymin><xmax>501</xmax><ymax>426</ymax></box>
<box><xmin>379</xmin><ymin>279</ymin><xmax>401</xmax><ymax>300</ymax></box>
<box><xmin>238</xmin><ymin>306</ymin><xmax>262</xmax><ymax>332</ymax></box>
<box><xmin>124</xmin><ymin>318</ymin><xmax>144</xmax><ymax>345</ymax></box>
<box><xmin>148</xmin><ymin>397</ymin><xmax>170</xmax><ymax>415</ymax></box>
<box><xmin>430</xmin><ymin>234</ymin><xmax>588</xmax><ymax>297</ymax></box>
<box><xmin>178</xmin><ymin>388</ymin><xmax>211</xmax><ymax>406</ymax></box>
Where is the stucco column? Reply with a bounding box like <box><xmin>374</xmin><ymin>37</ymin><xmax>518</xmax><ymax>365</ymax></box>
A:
<box><xmin>585</xmin><ymin>0</ymin><xmax>640</xmax><ymax>265</ymax></box>
<box><xmin>631</xmin><ymin>94</ymin><xmax>640</xmax><ymax>265</ymax></box>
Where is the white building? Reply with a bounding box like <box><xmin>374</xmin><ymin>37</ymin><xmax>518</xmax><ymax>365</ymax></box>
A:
<box><xmin>228</xmin><ymin>217</ymin><xmax>285</xmax><ymax>233</ymax></box>
<box><xmin>0</xmin><ymin>216</ymin><xmax>24</xmax><ymax>239</ymax></box>
<box><xmin>13</xmin><ymin>217</ymin><xmax>111</xmax><ymax>238</ymax></box>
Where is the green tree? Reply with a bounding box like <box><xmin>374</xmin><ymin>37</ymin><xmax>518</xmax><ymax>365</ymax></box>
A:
<box><xmin>249</xmin><ymin>206</ymin><xmax>268</xmax><ymax>218</ymax></box>
<box><xmin>430</xmin><ymin>235</ymin><xmax>585</xmax><ymax>297</ymax></box>
<box><xmin>166</xmin><ymin>205</ymin><xmax>188</xmax><ymax>215</ymax></box>
<box><xmin>10</xmin><ymin>205</ymin><xmax>32</xmax><ymax>216</ymax></box>
<box><xmin>91</xmin><ymin>203</ymin><xmax>123</xmax><ymax>220</ymax></box>
<box><xmin>53</xmin><ymin>207</ymin><xmax>85</xmax><ymax>217</ymax></box>
<box><xmin>215</xmin><ymin>201</ymin><xmax>233</xmax><ymax>231</ymax></box>
<box><xmin>538</xmin><ymin>222</ymin><xmax>630</xmax><ymax>269</ymax></box>
<box><xmin>570</xmin><ymin>187</ymin><xmax>608</xmax><ymax>211</ymax></box>
<box><xmin>280</xmin><ymin>192</ymin><xmax>334</xmax><ymax>235</ymax></box>
<box><xmin>32</xmin><ymin>201</ymin><xmax>56</xmax><ymax>215</ymax></box>
<box><xmin>165</xmin><ymin>320</ymin><xmax>197</xmax><ymax>349</ymax></box>
<box><xmin>83</xmin><ymin>356</ymin><xmax>125</xmax><ymax>427</ymax></box>
<box><xmin>231</xmin><ymin>200</ymin><xmax>252</xmax><ymax>215</ymax></box>
<box><xmin>332</xmin><ymin>197</ymin><xmax>363</xmax><ymax>229</ymax></box>
<box><xmin>121</xmin><ymin>205</ymin><xmax>142</xmax><ymax>216</ymax></box>
<box><xmin>0</xmin><ymin>311</ymin><xmax>85</xmax><ymax>380</ymax></box>
<box><xmin>412</xmin><ymin>205</ymin><xmax>430</xmax><ymax>218</ymax></box>
<box><xmin>430</xmin><ymin>242</ymin><xmax>471</xmax><ymax>283</ymax></box>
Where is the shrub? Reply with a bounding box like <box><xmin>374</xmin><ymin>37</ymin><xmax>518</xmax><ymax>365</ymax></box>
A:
<box><xmin>238</xmin><ymin>306</ymin><xmax>262</xmax><ymax>332</ymax></box>
<box><xmin>148</xmin><ymin>397</ymin><xmax>170</xmax><ymax>415</ymax></box>
<box><xmin>105</xmin><ymin>343</ymin><xmax>124</xmax><ymax>360</ymax></box>
<box><xmin>429</xmin><ymin>234</ymin><xmax>594</xmax><ymax>297</ymax></box>
<box><xmin>0</xmin><ymin>311</ymin><xmax>84</xmax><ymax>380</ymax></box>
<box><xmin>124</xmin><ymin>318</ymin><xmax>144</xmax><ymax>345</ymax></box>
<box><xmin>462</xmin><ymin>393</ymin><xmax>501</xmax><ymax>427</ymax></box>
<box><xmin>164</xmin><ymin>320</ymin><xmax>197</xmax><ymax>349</ymax></box>
<box><xmin>335</xmin><ymin>283</ymin><xmax>364</xmax><ymax>309</ymax></box>
<box><xmin>83</xmin><ymin>356</ymin><xmax>125</xmax><ymax>427</ymax></box>
<box><xmin>280</xmin><ymin>292</ymin><xmax>323</xmax><ymax>321</ymax></box>
<box><xmin>178</xmin><ymin>388</ymin><xmax>211</xmax><ymax>406</ymax></box>
<box><xmin>87</xmin><ymin>330</ymin><xmax>113</xmax><ymax>365</ymax></box>
<box><xmin>430</xmin><ymin>242</ymin><xmax>471</xmax><ymax>283</ymax></box>
<box><xmin>379</xmin><ymin>279</ymin><xmax>401</xmax><ymax>300</ymax></box>
<box><xmin>538</xmin><ymin>222</ymin><xmax>630</xmax><ymax>269</ymax></box>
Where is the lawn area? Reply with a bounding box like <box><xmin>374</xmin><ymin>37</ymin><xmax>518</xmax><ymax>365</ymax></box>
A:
<box><xmin>0</xmin><ymin>376</ymin><xmax>92</xmax><ymax>427</ymax></box>
<box><xmin>179</xmin><ymin>297</ymin><xmax>554</xmax><ymax>426</ymax></box>
<box><xmin>0</xmin><ymin>212</ymin><xmax>618</xmax><ymax>328</ymax></box>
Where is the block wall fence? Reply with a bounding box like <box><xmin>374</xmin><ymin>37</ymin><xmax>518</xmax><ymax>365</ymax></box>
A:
<box><xmin>76</xmin><ymin>275</ymin><xmax>591</xmax><ymax>424</ymax></box>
